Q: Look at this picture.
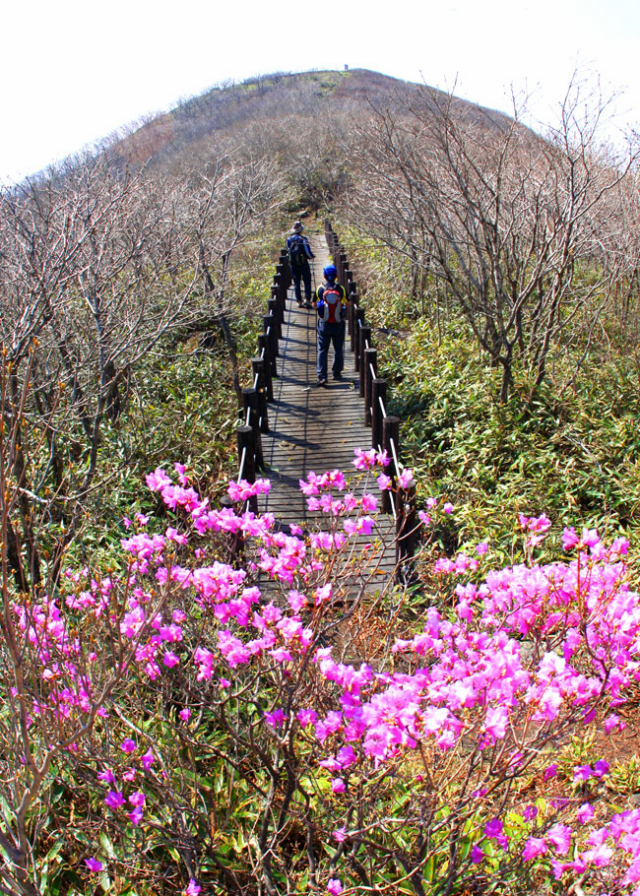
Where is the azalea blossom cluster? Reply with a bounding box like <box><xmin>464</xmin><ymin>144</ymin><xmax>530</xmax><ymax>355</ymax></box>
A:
<box><xmin>518</xmin><ymin>806</ymin><xmax>640</xmax><ymax>887</ymax></box>
<box><xmin>9</xmin><ymin>457</ymin><xmax>640</xmax><ymax>894</ymax></box>
<box><xmin>302</xmin><ymin>519</ymin><xmax>640</xmax><ymax>891</ymax></box>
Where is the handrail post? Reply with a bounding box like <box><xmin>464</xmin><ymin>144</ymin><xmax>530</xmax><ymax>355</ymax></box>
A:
<box><xmin>268</xmin><ymin>294</ymin><xmax>281</xmax><ymax>340</ymax></box>
<box><xmin>279</xmin><ymin>249</ymin><xmax>291</xmax><ymax>288</ymax></box>
<box><xmin>339</xmin><ymin>251</ymin><xmax>347</xmax><ymax>286</ymax></box>
<box><xmin>353</xmin><ymin>308</ymin><xmax>365</xmax><ymax>364</ymax></box>
<box><xmin>363</xmin><ymin>347</ymin><xmax>377</xmax><ymax>426</ymax></box>
<box><xmin>371</xmin><ymin>378</ymin><xmax>387</xmax><ymax>450</ymax></box>
<box><xmin>275</xmin><ymin>265</ymin><xmax>287</xmax><ymax>303</ymax></box>
<box><xmin>358</xmin><ymin>325</ymin><xmax>371</xmax><ymax>395</ymax></box>
<box><xmin>396</xmin><ymin>483</ymin><xmax>417</xmax><ymax>581</ymax></box>
<box><xmin>263</xmin><ymin>314</ymin><xmax>278</xmax><ymax>369</ymax></box>
<box><xmin>236</xmin><ymin>424</ymin><xmax>258</xmax><ymax>514</ymax></box>
<box><xmin>258</xmin><ymin>333</ymin><xmax>274</xmax><ymax>400</ymax></box>
<box><xmin>242</xmin><ymin>388</ymin><xmax>264</xmax><ymax>472</ymax></box>
<box><xmin>348</xmin><ymin>289</ymin><xmax>358</xmax><ymax>342</ymax></box>
<box><xmin>382</xmin><ymin>415</ymin><xmax>400</xmax><ymax>514</ymax></box>
<box><xmin>252</xmin><ymin>358</ymin><xmax>269</xmax><ymax>433</ymax></box>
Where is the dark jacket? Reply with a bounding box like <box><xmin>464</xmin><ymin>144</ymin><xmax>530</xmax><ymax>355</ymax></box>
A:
<box><xmin>286</xmin><ymin>233</ymin><xmax>314</xmax><ymax>264</ymax></box>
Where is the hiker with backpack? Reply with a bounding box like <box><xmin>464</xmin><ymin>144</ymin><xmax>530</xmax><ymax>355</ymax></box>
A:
<box><xmin>286</xmin><ymin>221</ymin><xmax>315</xmax><ymax>307</ymax></box>
<box><xmin>315</xmin><ymin>264</ymin><xmax>348</xmax><ymax>386</ymax></box>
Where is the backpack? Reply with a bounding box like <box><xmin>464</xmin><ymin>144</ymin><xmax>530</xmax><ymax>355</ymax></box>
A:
<box><xmin>318</xmin><ymin>284</ymin><xmax>347</xmax><ymax>324</ymax></box>
<box><xmin>288</xmin><ymin>235</ymin><xmax>307</xmax><ymax>267</ymax></box>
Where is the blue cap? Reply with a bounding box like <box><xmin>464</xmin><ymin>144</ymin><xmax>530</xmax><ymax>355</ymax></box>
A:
<box><xmin>323</xmin><ymin>264</ymin><xmax>337</xmax><ymax>281</ymax></box>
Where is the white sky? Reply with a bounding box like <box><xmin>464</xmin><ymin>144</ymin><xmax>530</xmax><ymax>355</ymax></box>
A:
<box><xmin>2</xmin><ymin>0</ymin><xmax>639</xmax><ymax>183</ymax></box>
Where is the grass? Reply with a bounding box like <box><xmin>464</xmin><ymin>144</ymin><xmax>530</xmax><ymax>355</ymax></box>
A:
<box><xmin>338</xmin><ymin>225</ymin><xmax>640</xmax><ymax>569</ymax></box>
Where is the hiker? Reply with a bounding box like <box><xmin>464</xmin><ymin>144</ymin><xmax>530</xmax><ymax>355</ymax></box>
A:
<box><xmin>286</xmin><ymin>221</ymin><xmax>315</xmax><ymax>307</ymax></box>
<box><xmin>315</xmin><ymin>263</ymin><xmax>348</xmax><ymax>386</ymax></box>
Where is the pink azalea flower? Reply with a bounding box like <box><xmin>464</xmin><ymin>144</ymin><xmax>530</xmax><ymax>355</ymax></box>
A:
<box><xmin>581</xmin><ymin>527</ymin><xmax>600</xmax><ymax>547</ymax></box>
<box><xmin>104</xmin><ymin>790</ymin><xmax>126</xmax><ymax>810</ymax></box>
<box><xmin>562</xmin><ymin>527</ymin><xmax>579</xmax><ymax>550</ymax></box>
<box><xmin>476</xmin><ymin>541</ymin><xmax>488</xmax><ymax>555</ymax></box>
<box><xmin>356</xmin><ymin>516</ymin><xmax>375</xmax><ymax>536</ymax></box>
<box><xmin>522</xmin><ymin>837</ymin><xmax>547</xmax><ymax>860</ymax></box>
<box><xmin>179</xmin><ymin>707</ymin><xmax>192</xmax><ymax>722</ymax></box>
<box><xmin>353</xmin><ymin>448</ymin><xmax>377</xmax><ymax>470</ymax></box>
<box><xmin>97</xmin><ymin>768</ymin><xmax>116</xmax><ymax>786</ymax></box>
<box><xmin>470</xmin><ymin>845</ymin><xmax>484</xmax><ymax>863</ymax></box>
<box><xmin>315</xmin><ymin>583</ymin><xmax>332</xmax><ymax>606</ymax></box>
<box><xmin>398</xmin><ymin>468</ymin><xmax>414</xmax><ymax>488</ymax></box>
<box><xmin>361</xmin><ymin>492</ymin><xmax>377</xmax><ymax>512</ymax></box>
<box><xmin>84</xmin><ymin>857</ymin><xmax>103</xmax><ymax>872</ymax></box>
<box><xmin>297</xmin><ymin>709</ymin><xmax>318</xmax><ymax>727</ymax></box>
<box><xmin>582</xmin><ymin>843</ymin><xmax>613</xmax><ymax>867</ymax></box>
<box><xmin>609</xmin><ymin>536</ymin><xmax>629</xmax><ymax>556</ymax></box>
<box><xmin>443</xmin><ymin>502</ymin><xmax>453</xmax><ymax>514</ymax></box>
<box><xmin>287</xmin><ymin>590</ymin><xmax>307</xmax><ymax>612</ymax></box>
<box><xmin>519</xmin><ymin>513</ymin><xmax>550</xmax><ymax>532</ymax></box>
<box><xmin>377</xmin><ymin>474</ymin><xmax>392</xmax><ymax>491</ymax></box>
<box><xmin>120</xmin><ymin>738</ymin><xmax>137</xmax><ymax>754</ymax></box>
<box><xmin>333</xmin><ymin>827</ymin><xmax>346</xmax><ymax>842</ymax></box>
<box><xmin>327</xmin><ymin>878</ymin><xmax>343</xmax><ymax>895</ymax></box>
<box><xmin>336</xmin><ymin>745</ymin><xmax>357</xmax><ymax>768</ymax></box>
<box><xmin>484</xmin><ymin>818</ymin><xmax>509</xmax><ymax>850</ymax></box>
<box><xmin>604</xmin><ymin>714</ymin><xmax>624</xmax><ymax>734</ymax></box>
<box><xmin>264</xmin><ymin>709</ymin><xmax>287</xmax><ymax>729</ymax></box>
<box><xmin>141</xmin><ymin>749</ymin><xmax>155</xmax><ymax>770</ymax></box>
<box><xmin>576</xmin><ymin>803</ymin><xmax>595</xmax><ymax>825</ymax></box>
<box><xmin>625</xmin><ymin>857</ymin><xmax>640</xmax><ymax>883</ymax></box>
<box><xmin>270</xmin><ymin>647</ymin><xmax>294</xmax><ymax>663</ymax></box>
<box><xmin>484</xmin><ymin>818</ymin><xmax>503</xmax><ymax>839</ymax></box>
<box><xmin>127</xmin><ymin>807</ymin><xmax>143</xmax><ymax>826</ymax></box>
<box><xmin>483</xmin><ymin>705</ymin><xmax>508</xmax><ymax>741</ymax></box>
<box><xmin>551</xmin><ymin>860</ymin><xmax>570</xmax><ymax>879</ymax></box>
<box><xmin>331</xmin><ymin>777</ymin><xmax>346</xmax><ymax>794</ymax></box>
<box><xmin>547</xmin><ymin>824</ymin><xmax>572</xmax><ymax>855</ymax></box>
<box><xmin>185</xmin><ymin>880</ymin><xmax>202</xmax><ymax>896</ymax></box>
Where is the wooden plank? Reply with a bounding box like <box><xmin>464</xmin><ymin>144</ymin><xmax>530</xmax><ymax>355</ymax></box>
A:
<box><xmin>259</xmin><ymin>232</ymin><xmax>398</xmax><ymax>581</ymax></box>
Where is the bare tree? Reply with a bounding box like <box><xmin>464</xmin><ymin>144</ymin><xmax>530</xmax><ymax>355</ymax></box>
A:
<box><xmin>178</xmin><ymin>145</ymin><xmax>289</xmax><ymax>402</ymax></box>
<box><xmin>347</xmin><ymin>78</ymin><xmax>638</xmax><ymax>400</ymax></box>
<box><xmin>0</xmin><ymin>148</ymin><xmax>286</xmax><ymax>588</ymax></box>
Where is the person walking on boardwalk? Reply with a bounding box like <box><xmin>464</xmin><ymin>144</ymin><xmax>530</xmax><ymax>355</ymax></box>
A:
<box><xmin>315</xmin><ymin>263</ymin><xmax>348</xmax><ymax>386</ymax></box>
<box><xmin>286</xmin><ymin>221</ymin><xmax>315</xmax><ymax>307</ymax></box>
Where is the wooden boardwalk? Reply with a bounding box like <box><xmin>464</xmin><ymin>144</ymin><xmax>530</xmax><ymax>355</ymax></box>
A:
<box><xmin>260</xmin><ymin>231</ymin><xmax>397</xmax><ymax>577</ymax></box>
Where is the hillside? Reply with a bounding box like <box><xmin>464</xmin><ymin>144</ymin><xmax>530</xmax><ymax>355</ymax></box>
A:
<box><xmin>109</xmin><ymin>68</ymin><xmax>513</xmax><ymax>169</ymax></box>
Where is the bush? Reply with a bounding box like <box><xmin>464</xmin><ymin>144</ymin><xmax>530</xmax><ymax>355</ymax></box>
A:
<box><xmin>3</xmin><ymin>451</ymin><xmax>640</xmax><ymax>895</ymax></box>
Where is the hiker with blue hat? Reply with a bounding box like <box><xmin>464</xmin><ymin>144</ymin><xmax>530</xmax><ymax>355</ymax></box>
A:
<box><xmin>286</xmin><ymin>221</ymin><xmax>315</xmax><ymax>307</ymax></box>
<box><xmin>315</xmin><ymin>263</ymin><xmax>348</xmax><ymax>386</ymax></box>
